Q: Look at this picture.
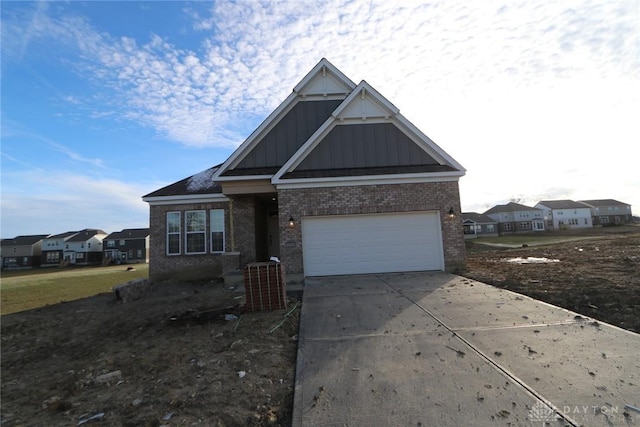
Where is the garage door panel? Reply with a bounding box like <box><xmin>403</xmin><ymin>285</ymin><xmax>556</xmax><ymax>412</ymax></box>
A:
<box><xmin>302</xmin><ymin>212</ymin><xmax>444</xmax><ymax>276</ymax></box>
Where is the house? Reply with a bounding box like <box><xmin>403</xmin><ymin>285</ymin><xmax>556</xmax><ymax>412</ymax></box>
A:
<box><xmin>64</xmin><ymin>229</ymin><xmax>107</xmax><ymax>265</ymax></box>
<box><xmin>462</xmin><ymin>213</ymin><xmax>499</xmax><ymax>239</ymax></box>
<box><xmin>578</xmin><ymin>199</ymin><xmax>633</xmax><ymax>226</ymax></box>
<box><xmin>41</xmin><ymin>229</ymin><xmax>106</xmax><ymax>266</ymax></box>
<box><xmin>104</xmin><ymin>228</ymin><xmax>150</xmax><ymax>264</ymax></box>
<box><xmin>41</xmin><ymin>231</ymin><xmax>79</xmax><ymax>266</ymax></box>
<box><xmin>0</xmin><ymin>234</ymin><xmax>49</xmax><ymax>270</ymax></box>
<box><xmin>535</xmin><ymin>200</ymin><xmax>592</xmax><ymax>230</ymax></box>
<box><xmin>143</xmin><ymin>58</ymin><xmax>466</xmax><ymax>282</ymax></box>
<box><xmin>484</xmin><ymin>202</ymin><xmax>545</xmax><ymax>234</ymax></box>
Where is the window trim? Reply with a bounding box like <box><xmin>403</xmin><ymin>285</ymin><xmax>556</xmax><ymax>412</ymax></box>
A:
<box><xmin>166</xmin><ymin>211</ymin><xmax>181</xmax><ymax>255</ymax></box>
<box><xmin>185</xmin><ymin>210</ymin><xmax>207</xmax><ymax>255</ymax></box>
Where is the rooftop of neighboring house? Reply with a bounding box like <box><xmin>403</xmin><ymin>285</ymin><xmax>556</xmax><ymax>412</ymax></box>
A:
<box><xmin>105</xmin><ymin>228</ymin><xmax>150</xmax><ymax>240</ymax></box>
<box><xmin>143</xmin><ymin>165</ymin><xmax>223</xmax><ymax>198</ymax></box>
<box><xmin>536</xmin><ymin>200</ymin><xmax>588</xmax><ymax>209</ymax></box>
<box><xmin>578</xmin><ymin>199</ymin><xmax>630</xmax><ymax>207</ymax></box>
<box><xmin>66</xmin><ymin>229</ymin><xmax>107</xmax><ymax>242</ymax></box>
<box><xmin>462</xmin><ymin>212</ymin><xmax>497</xmax><ymax>224</ymax></box>
<box><xmin>0</xmin><ymin>234</ymin><xmax>50</xmax><ymax>247</ymax></box>
<box><xmin>44</xmin><ymin>231</ymin><xmax>79</xmax><ymax>240</ymax></box>
<box><xmin>484</xmin><ymin>202</ymin><xmax>539</xmax><ymax>215</ymax></box>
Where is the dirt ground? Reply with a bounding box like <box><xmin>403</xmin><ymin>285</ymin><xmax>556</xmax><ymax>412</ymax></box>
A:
<box><xmin>462</xmin><ymin>226</ymin><xmax>640</xmax><ymax>333</ymax></box>
<box><xmin>1</xmin><ymin>280</ymin><xmax>300</xmax><ymax>427</ymax></box>
<box><xmin>2</xmin><ymin>227</ymin><xmax>638</xmax><ymax>427</ymax></box>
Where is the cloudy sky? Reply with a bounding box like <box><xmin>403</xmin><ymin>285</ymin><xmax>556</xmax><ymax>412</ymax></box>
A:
<box><xmin>2</xmin><ymin>0</ymin><xmax>638</xmax><ymax>237</ymax></box>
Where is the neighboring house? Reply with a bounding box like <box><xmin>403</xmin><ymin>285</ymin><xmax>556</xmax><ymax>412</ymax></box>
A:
<box><xmin>484</xmin><ymin>202</ymin><xmax>545</xmax><ymax>234</ymax></box>
<box><xmin>535</xmin><ymin>200</ymin><xmax>592</xmax><ymax>230</ymax></box>
<box><xmin>104</xmin><ymin>228</ymin><xmax>150</xmax><ymax>264</ymax></box>
<box><xmin>41</xmin><ymin>231</ymin><xmax>79</xmax><ymax>266</ymax></box>
<box><xmin>143</xmin><ymin>58</ymin><xmax>466</xmax><ymax>282</ymax></box>
<box><xmin>0</xmin><ymin>234</ymin><xmax>49</xmax><ymax>269</ymax></box>
<box><xmin>462</xmin><ymin>213</ymin><xmax>499</xmax><ymax>239</ymax></box>
<box><xmin>578</xmin><ymin>199</ymin><xmax>633</xmax><ymax>226</ymax></box>
<box><xmin>64</xmin><ymin>229</ymin><xmax>107</xmax><ymax>265</ymax></box>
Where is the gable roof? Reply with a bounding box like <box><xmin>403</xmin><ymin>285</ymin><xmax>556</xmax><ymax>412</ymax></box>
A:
<box><xmin>66</xmin><ymin>229</ymin><xmax>107</xmax><ymax>242</ymax></box>
<box><xmin>105</xmin><ymin>228</ymin><xmax>150</xmax><ymax>240</ymax></box>
<box><xmin>1</xmin><ymin>234</ymin><xmax>49</xmax><ymax>247</ymax></box>
<box><xmin>272</xmin><ymin>80</ymin><xmax>464</xmax><ymax>185</ymax></box>
<box><xmin>578</xmin><ymin>199</ymin><xmax>630</xmax><ymax>207</ymax></box>
<box><xmin>462</xmin><ymin>213</ymin><xmax>497</xmax><ymax>224</ymax></box>
<box><xmin>484</xmin><ymin>202</ymin><xmax>539</xmax><ymax>214</ymax></box>
<box><xmin>536</xmin><ymin>200</ymin><xmax>588</xmax><ymax>209</ymax></box>
<box><xmin>214</xmin><ymin>58</ymin><xmax>356</xmax><ymax>181</ymax></box>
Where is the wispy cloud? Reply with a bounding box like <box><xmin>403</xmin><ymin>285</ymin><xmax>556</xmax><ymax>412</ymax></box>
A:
<box><xmin>4</xmin><ymin>0</ymin><xmax>636</xmax><ymax>150</ymax></box>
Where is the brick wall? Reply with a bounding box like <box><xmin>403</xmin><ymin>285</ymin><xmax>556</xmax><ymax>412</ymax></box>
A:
<box><xmin>277</xmin><ymin>181</ymin><xmax>466</xmax><ymax>274</ymax></box>
<box><xmin>148</xmin><ymin>201</ymin><xmax>241</xmax><ymax>283</ymax></box>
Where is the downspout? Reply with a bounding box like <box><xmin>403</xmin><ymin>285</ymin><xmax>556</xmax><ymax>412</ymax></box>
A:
<box><xmin>229</xmin><ymin>198</ymin><xmax>235</xmax><ymax>252</ymax></box>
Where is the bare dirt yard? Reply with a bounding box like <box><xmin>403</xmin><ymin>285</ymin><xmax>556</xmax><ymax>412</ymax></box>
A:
<box><xmin>1</xmin><ymin>280</ymin><xmax>300</xmax><ymax>427</ymax></box>
<box><xmin>462</xmin><ymin>226</ymin><xmax>640</xmax><ymax>333</ymax></box>
<box><xmin>2</xmin><ymin>227</ymin><xmax>638</xmax><ymax>427</ymax></box>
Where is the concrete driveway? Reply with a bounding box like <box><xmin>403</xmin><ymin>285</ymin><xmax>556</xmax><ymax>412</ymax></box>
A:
<box><xmin>292</xmin><ymin>272</ymin><xmax>639</xmax><ymax>426</ymax></box>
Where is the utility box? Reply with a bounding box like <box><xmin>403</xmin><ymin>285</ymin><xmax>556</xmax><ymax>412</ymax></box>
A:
<box><xmin>243</xmin><ymin>262</ymin><xmax>287</xmax><ymax>312</ymax></box>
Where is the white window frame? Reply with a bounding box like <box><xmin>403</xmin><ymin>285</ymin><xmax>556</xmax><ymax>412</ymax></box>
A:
<box><xmin>185</xmin><ymin>210</ymin><xmax>207</xmax><ymax>254</ymax></box>
<box><xmin>166</xmin><ymin>211</ymin><xmax>181</xmax><ymax>255</ymax></box>
<box><xmin>210</xmin><ymin>209</ymin><xmax>225</xmax><ymax>253</ymax></box>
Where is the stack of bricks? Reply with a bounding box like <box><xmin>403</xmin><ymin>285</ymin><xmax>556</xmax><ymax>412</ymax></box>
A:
<box><xmin>243</xmin><ymin>262</ymin><xmax>287</xmax><ymax>312</ymax></box>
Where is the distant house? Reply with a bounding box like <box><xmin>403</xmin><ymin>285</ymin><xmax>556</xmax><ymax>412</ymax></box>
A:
<box><xmin>578</xmin><ymin>199</ymin><xmax>633</xmax><ymax>226</ymax></box>
<box><xmin>535</xmin><ymin>200</ymin><xmax>592</xmax><ymax>230</ymax></box>
<box><xmin>41</xmin><ymin>231</ymin><xmax>79</xmax><ymax>266</ymax></box>
<box><xmin>0</xmin><ymin>234</ymin><xmax>49</xmax><ymax>269</ymax></box>
<box><xmin>64</xmin><ymin>229</ymin><xmax>107</xmax><ymax>265</ymax></box>
<box><xmin>462</xmin><ymin>213</ymin><xmax>498</xmax><ymax>239</ymax></box>
<box><xmin>41</xmin><ymin>229</ymin><xmax>106</xmax><ymax>266</ymax></box>
<box><xmin>104</xmin><ymin>228</ymin><xmax>150</xmax><ymax>264</ymax></box>
<box><xmin>484</xmin><ymin>202</ymin><xmax>545</xmax><ymax>234</ymax></box>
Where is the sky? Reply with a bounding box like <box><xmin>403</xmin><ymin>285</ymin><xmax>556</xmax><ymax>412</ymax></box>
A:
<box><xmin>1</xmin><ymin>0</ymin><xmax>639</xmax><ymax>237</ymax></box>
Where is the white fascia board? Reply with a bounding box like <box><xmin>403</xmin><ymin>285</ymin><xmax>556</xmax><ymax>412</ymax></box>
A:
<box><xmin>213</xmin><ymin>92</ymin><xmax>298</xmax><ymax>178</ymax></box>
<box><xmin>143</xmin><ymin>194</ymin><xmax>229</xmax><ymax>206</ymax></box>
<box><xmin>274</xmin><ymin>171</ymin><xmax>465</xmax><ymax>189</ymax></box>
<box><xmin>293</xmin><ymin>58</ymin><xmax>356</xmax><ymax>94</ymax></box>
<box><xmin>211</xmin><ymin>174</ymin><xmax>273</xmax><ymax>182</ymax></box>
<box><xmin>331</xmin><ymin>80</ymin><xmax>400</xmax><ymax>118</ymax></box>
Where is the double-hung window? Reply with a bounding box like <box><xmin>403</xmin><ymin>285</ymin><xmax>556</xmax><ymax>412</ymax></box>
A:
<box><xmin>185</xmin><ymin>210</ymin><xmax>206</xmax><ymax>254</ymax></box>
<box><xmin>167</xmin><ymin>212</ymin><xmax>181</xmax><ymax>255</ymax></box>
<box><xmin>210</xmin><ymin>209</ymin><xmax>225</xmax><ymax>252</ymax></box>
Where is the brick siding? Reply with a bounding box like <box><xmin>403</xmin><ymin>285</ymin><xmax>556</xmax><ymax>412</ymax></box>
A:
<box><xmin>149</xmin><ymin>201</ymin><xmax>240</xmax><ymax>283</ymax></box>
<box><xmin>277</xmin><ymin>182</ymin><xmax>466</xmax><ymax>274</ymax></box>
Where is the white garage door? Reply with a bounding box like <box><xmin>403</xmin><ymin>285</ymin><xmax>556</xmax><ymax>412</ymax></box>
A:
<box><xmin>302</xmin><ymin>211</ymin><xmax>444</xmax><ymax>276</ymax></box>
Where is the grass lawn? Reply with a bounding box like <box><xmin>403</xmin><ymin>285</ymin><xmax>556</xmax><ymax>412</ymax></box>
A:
<box><xmin>1</xmin><ymin>264</ymin><xmax>149</xmax><ymax>315</ymax></box>
<box><xmin>468</xmin><ymin>225</ymin><xmax>639</xmax><ymax>248</ymax></box>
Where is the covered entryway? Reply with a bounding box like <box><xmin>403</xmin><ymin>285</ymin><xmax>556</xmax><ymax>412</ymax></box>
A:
<box><xmin>301</xmin><ymin>211</ymin><xmax>444</xmax><ymax>276</ymax></box>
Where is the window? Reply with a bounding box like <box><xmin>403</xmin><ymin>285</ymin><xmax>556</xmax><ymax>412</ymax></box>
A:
<box><xmin>568</xmin><ymin>218</ymin><xmax>578</xmax><ymax>226</ymax></box>
<box><xmin>533</xmin><ymin>221</ymin><xmax>544</xmax><ymax>231</ymax></box>
<box><xmin>210</xmin><ymin>209</ymin><xmax>225</xmax><ymax>252</ymax></box>
<box><xmin>120</xmin><ymin>240</ymin><xmax>125</xmax><ymax>246</ymax></box>
<box><xmin>107</xmin><ymin>240</ymin><xmax>115</xmax><ymax>248</ymax></box>
<box><xmin>486</xmin><ymin>224</ymin><xmax>495</xmax><ymax>233</ymax></box>
<box><xmin>503</xmin><ymin>223</ymin><xmax>512</xmax><ymax>231</ymax></box>
<box><xmin>600</xmin><ymin>216</ymin><xmax>609</xmax><ymax>224</ymax></box>
<box><xmin>46</xmin><ymin>252</ymin><xmax>60</xmax><ymax>263</ymax></box>
<box><xmin>77</xmin><ymin>253</ymin><xmax>84</xmax><ymax>259</ymax></box>
<box><xmin>137</xmin><ymin>249</ymin><xmax>143</xmax><ymax>258</ymax></box>
<box><xmin>23</xmin><ymin>257</ymin><xmax>29</xmax><ymax>264</ymax></box>
<box><xmin>520</xmin><ymin>222</ymin><xmax>531</xmax><ymax>230</ymax></box>
<box><xmin>185</xmin><ymin>210</ymin><xmax>206</xmax><ymax>254</ymax></box>
<box><xmin>167</xmin><ymin>211</ymin><xmax>181</xmax><ymax>255</ymax></box>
